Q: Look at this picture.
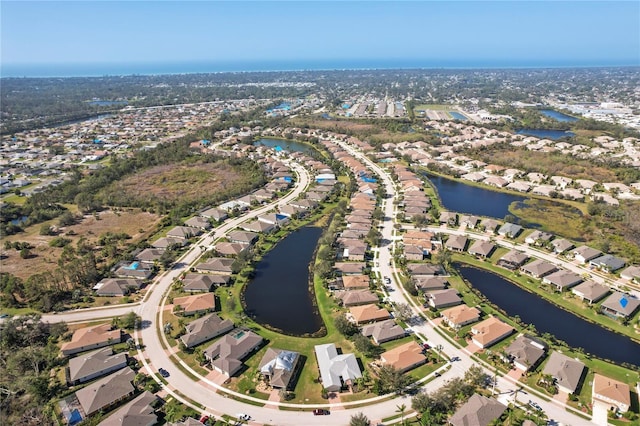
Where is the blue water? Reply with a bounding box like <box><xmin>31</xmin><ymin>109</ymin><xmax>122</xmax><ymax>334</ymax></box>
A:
<box><xmin>449</xmin><ymin>111</ymin><xmax>467</xmax><ymax>121</ymax></box>
<box><xmin>516</xmin><ymin>129</ymin><xmax>575</xmax><ymax>140</ymax></box>
<box><xmin>3</xmin><ymin>58</ymin><xmax>632</xmax><ymax>78</ymax></box>
<box><xmin>540</xmin><ymin>109</ymin><xmax>578</xmax><ymax>122</ymax></box>
<box><xmin>457</xmin><ymin>265</ymin><xmax>640</xmax><ymax>366</ymax></box>
<box><xmin>10</xmin><ymin>216</ymin><xmax>29</xmax><ymax>225</ymax></box>
<box><xmin>422</xmin><ymin>172</ymin><xmax>528</xmax><ymax>220</ymax></box>
<box><xmin>126</xmin><ymin>261</ymin><xmax>140</xmax><ymax>270</ymax></box>
<box><xmin>254</xmin><ymin>138</ymin><xmax>316</xmax><ymax>154</ymax></box>
<box><xmin>89</xmin><ymin>100</ymin><xmax>128</xmax><ymax>107</ymax></box>
<box><xmin>267</xmin><ymin>103</ymin><xmax>291</xmax><ymax>112</ymax></box>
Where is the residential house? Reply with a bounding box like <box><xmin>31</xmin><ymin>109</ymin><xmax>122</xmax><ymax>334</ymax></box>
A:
<box><xmin>542</xmin><ymin>270</ymin><xmax>583</xmax><ymax>291</ymax></box>
<box><xmin>204</xmin><ymin>329</ymin><xmax>263</xmax><ymax>376</ymax></box>
<box><xmin>600</xmin><ymin>291</ymin><xmax>640</xmax><ymax>319</ymax></box>
<box><xmin>525</xmin><ymin>230</ymin><xmax>554</xmax><ymax>246</ymax></box>
<box><xmin>620</xmin><ymin>265</ymin><xmax>640</xmax><ymax>283</ymax></box>
<box><xmin>227</xmin><ymin>230</ymin><xmax>259</xmax><ymax>245</ymax></box>
<box><xmin>445</xmin><ymin>235</ymin><xmax>468</xmax><ymax>253</ymax></box>
<box><xmin>93</xmin><ymin>278</ymin><xmax>145</xmax><ymax>297</ymax></box>
<box><xmin>61</xmin><ymin>323</ymin><xmax>123</xmax><ymax>356</ymax></box>
<box><xmin>449</xmin><ymin>394</ymin><xmax>506</xmax><ymax>426</ymax></box>
<box><xmin>200</xmin><ymin>207</ymin><xmax>228</xmax><ymax>222</ymax></box>
<box><xmin>571</xmin><ymin>281</ymin><xmax>610</xmax><ymax>304</ymax></box>
<box><xmin>195</xmin><ymin>257</ymin><xmax>234</xmax><ymax>275</ymax></box>
<box><xmin>439</xmin><ymin>211</ymin><xmax>458</xmax><ymax>226</ymax></box>
<box><xmin>592</xmin><ymin>374</ymin><xmax>631</xmax><ymax>413</ymax></box>
<box><xmin>551</xmin><ymin>238</ymin><xmax>574</xmax><ymax>254</ymax></box>
<box><xmin>481</xmin><ymin>218</ymin><xmax>501</xmax><ymax>234</ymax></box>
<box><xmin>461</xmin><ymin>215</ymin><xmax>481</xmax><ymax>229</ymax></box>
<box><xmin>184</xmin><ymin>216</ymin><xmax>212</xmax><ymax>230</ymax></box>
<box><xmin>542</xmin><ymin>351</ymin><xmax>586</xmax><ymax>394</ymax></box>
<box><xmin>67</xmin><ymin>347</ymin><xmax>128</xmax><ymax>385</ymax></box>
<box><xmin>425</xmin><ymin>289</ymin><xmax>462</xmax><ymax>309</ymax></box>
<box><xmin>470</xmin><ymin>317</ymin><xmax>515</xmax><ymax>349</ymax></box>
<box><xmin>502</xmin><ymin>335</ymin><xmax>547</xmax><ymax>372</ymax></box>
<box><xmin>468</xmin><ymin>240</ymin><xmax>496</xmax><ymax>258</ymax></box>
<box><xmin>135</xmin><ymin>248</ymin><xmax>165</xmax><ymax>265</ymax></box>
<box><xmin>152</xmin><ymin>236</ymin><xmax>186</xmax><ymax>249</ymax></box>
<box><xmin>407</xmin><ymin>263</ymin><xmax>445</xmax><ymax>277</ymax></box>
<box><xmin>520</xmin><ymin>259</ymin><xmax>558</xmax><ymax>279</ymax></box>
<box><xmin>497</xmin><ymin>250</ymin><xmax>529</xmax><ymax>270</ymax></box>
<box><xmin>341</xmin><ymin>239</ymin><xmax>368</xmax><ymax>261</ymax></box>
<box><xmin>214</xmin><ymin>242</ymin><xmax>250</xmax><ymax>257</ymax></box>
<box><xmin>440</xmin><ymin>304</ymin><xmax>481</xmax><ymax>330</ymax></box>
<box><xmin>404</xmin><ymin>244</ymin><xmax>426</xmax><ymax>261</ymax></box>
<box><xmin>361</xmin><ymin>319</ymin><xmax>406</xmax><ymax>344</ymax></box>
<box><xmin>498</xmin><ymin>222</ymin><xmax>523</xmax><ymax>238</ymax></box>
<box><xmin>240</xmin><ymin>219</ymin><xmax>276</xmax><ymax>234</ymax></box>
<box><xmin>113</xmin><ymin>261</ymin><xmax>154</xmax><ymax>280</ymax></box>
<box><xmin>180</xmin><ymin>313</ymin><xmax>234</xmax><ymax>348</ymax></box>
<box><xmin>341</xmin><ymin>274</ymin><xmax>370</xmax><ymax>290</ymax></box>
<box><xmin>380</xmin><ymin>341</ymin><xmax>426</xmax><ymax>373</ymax></box>
<box><xmin>414</xmin><ymin>276</ymin><xmax>448</xmax><ymax>293</ymax></box>
<box><xmin>589</xmin><ymin>254</ymin><xmax>626</xmax><ymax>272</ymax></box>
<box><xmin>98</xmin><ymin>391</ymin><xmax>157</xmax><ymax>426</ymax></box>
<box><xmin>314</xmin><ymin>343</ymin><xmax>362</xmax><ymax>393</ymax></box>
<box><xmin>183</xmin><ymin>273</ymin><xmax>230</xmax><ymax>292</ymax></box>
<box><xmin>573</xmin><ymin>246</ymin><xmax>603</xmax><ymax>264</ymax></box>
<box><xmin>334</xmin><ymin>262</ymin><xmax>366</xmax><ymax>276</ymax></box>
<box><xmin>338</xmin><ymin>289</ymin><xmax>379</xmax><ymax>307</ymax></box>
<box><xmin>75</xmin><ymin>367</ymin><xmax>136</xmax><ymax>416</ymax></box>
<box><xmin>166</xmin><ymin>226</ymin><xmax>201</xmax><ymax>240</ymax></box>
<box><xmin>172</xmin><ymin>293</ymin><xmax>215</xmax><ymax>316</ymax></box>
<box><xmin>348</xmin><ymin>304</ymin><xmax>391</xmax><ymax>325</ymax></box>
<box><xmin>258</xmin><ymin>348</ymin><xmax>301</xmax><ymax>390</ymax></box>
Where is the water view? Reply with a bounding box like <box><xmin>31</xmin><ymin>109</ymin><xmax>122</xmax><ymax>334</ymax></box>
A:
<box><xmin>457</xmin><ymin>265</ymin><xmax>640</xmax><ymax>366</ymax></box>
<box><xmin>243</xmin><ymin>226</ymin><xmax>324</xmax><ymax>336</ymax></box>
<box><xmin>254</xmin><ymin>138</ymin><xmax>317</xmax><ymax>155</ymax></box>
<box><xmin>421</xmin><ymin>172</ymin><xmax>527</xmax><ymax>220</ymax></box>
<box><xmin>540</xmin><ymin>109</ymin><xmax>579</xmax><ymax>122</ymax></box>
<box><xmin>516</xmin><ymin>129</ymin><xmax>576</xmax><ymax>140</ymax></box>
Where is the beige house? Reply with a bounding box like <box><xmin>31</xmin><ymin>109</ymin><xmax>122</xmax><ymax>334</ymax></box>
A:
<box><xmin>470</xmin><ymin>317</ymin><xmax>515</xmax><ymax>349</ymax></box>
<box><xmin>592</xmin><ymin>374</ymin><xmax>631</xmax><ymax>413</ymax></box>
<box><xmin>61</xmin><ymin>323</ymin><xmax>123</xmax><ymax>356</ymax></box>
<box><xmin>440</xmin><ymin>304</ymin><xmax>481</xmax><ymax>330</ymax></box>
<box><xmin>348</xmin><ymin>304</ymin><xmax>391</xmax><ymax>325</ymax></box>
<box><xmin>173</xmin><ymin>293</ymin><xmax>215</xmax><ymax>316</ymax></box>
<box><xmin>380</xmin><ymin>341</ymin><xmax>426</xmax><ymax>373</ymax></box>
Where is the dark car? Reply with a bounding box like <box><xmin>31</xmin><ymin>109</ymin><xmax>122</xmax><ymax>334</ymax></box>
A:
<box><xmin>313</xmin><ymin>409</ymin><xmax>330</xmax><ymax>415</ymax></box>
<box><xmin>158</xmin><ymin>368</ymin><xmax>170</xmax><ymax>378</ymax></box>
<box><xmin>434</xmin><ymin>371</ymin><xmax>442</xmax><ymax>377</ymax></box>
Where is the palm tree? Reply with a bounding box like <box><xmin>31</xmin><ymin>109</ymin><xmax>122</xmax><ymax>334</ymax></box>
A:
<box><xmin>396</xmin><ymin>403</ymin><xmax>407</xmax><ymax>425</ymax></box>
<box><xmin>349</xmin><ymin>412</ymin><xmax>370</xmax><ymax>426</ymax></box>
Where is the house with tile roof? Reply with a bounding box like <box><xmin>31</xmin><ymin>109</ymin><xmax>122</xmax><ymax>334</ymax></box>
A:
<box><xmin>380</xmin><ymin>341</ymin><xmax>427</xmax><ymax>373</ymax></box>
<box><xmin>592</xmin><ymin>374</ymin><xmax>631</xmax><ymax>413</ymax></box>
<box><xmin>348</xmin><ymin>304</ymin><xmax>391</xmax><ymax>325</ymax></box>
<box><xmin>172</xmin><ymin>293</ymin><xmax>215</xmax><ymax>316</ymax></box>
<box><xmin>61</xmin><ymin>323</ymin><xmax>123</xmax><ymax>356</ymax></box>
<box><xmin>440</xmin><ymin>304</ymin><xmax>481</xmax><ymax>330</ymax></box>
<box><xmin>470</xmin><ymin>317</ymin><xmax>515</xmax><ymax>349</ymax></box>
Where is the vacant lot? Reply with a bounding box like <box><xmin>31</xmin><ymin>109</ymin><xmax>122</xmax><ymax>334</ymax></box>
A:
<box><xmin>104</xmin><ymin>162</ymin><xmax>245</xmax><ymax>203</ymax></box>
<box><xmin>2</xmin><ymin>209</ymin><xmax>161</xmax><ymax>280</ymax></box>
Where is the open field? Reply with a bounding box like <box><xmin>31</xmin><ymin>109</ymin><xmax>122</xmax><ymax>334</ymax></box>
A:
<box><xmin>1</xmin><ymin>209</ymin><xmax>161</xmax><ymax>280</ymax></box>
<box><xmin>413</xmin><ymin>104</ymin><xmax>455</xmax><ymax>111</ymax></box>
<box><xmin>104</xmin><ymin>161</ymin><xmax>246</xmax><ymax>203</ymax></box>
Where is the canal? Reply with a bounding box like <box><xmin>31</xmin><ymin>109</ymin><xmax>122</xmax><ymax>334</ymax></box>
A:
<box><xmin>243</xmin><ymin>226</ymin><xmax>324</xmax><ymax>336</ymax></box>
<box><xmin>457</xmin><ymin>264</ymin><xmax>640</xmax><ymax>366</ymax></box>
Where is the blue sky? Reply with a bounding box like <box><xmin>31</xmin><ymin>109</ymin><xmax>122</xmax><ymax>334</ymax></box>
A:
<box><xmin>1</xmin><ymin>1</ymin><xmax>639</xmax><ymax>72</ymax></box>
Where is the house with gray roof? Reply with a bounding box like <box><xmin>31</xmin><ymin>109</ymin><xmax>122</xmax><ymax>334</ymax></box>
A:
<box><xmin>67</xmin><ymin>347</ymin><xmax>128</xmax><ymax>385</ymax></box>
<box><xmin>98</xmin><ymin>391</ymin><xmax>157</xmax><ymax>426</ymax></box>
<box><xmin>425</xmin><ymin>289</ymin><xmax>462</xmax><ymax>309</ymax></box>
<box><xmin>135</xmin><ymin>247</ymin><xmax>165</xmax><ymax>265</ymax></box>
<box><xmin>414</xmin><ymin>276</ymin><xmax>448</xmax><ymax>293</ymax></box>
<box><xmin>620</xmin><ymin>265</ymin><xmax>640</xmax><ymax>283</ymax></box>
<box><xmin>600</xmin><ymin>291</ymin><xmax>640</xmax><ymax>319</ymax></box>
<box><xmin>258</xmin><ymin>348</ymin><xmax>301</xmax><ymax>390</ymax></box>
<box><xmin>449</xmin><ymin>394</ymin><xmax>506</xmax><ymax>426</ymax></box>
<box><xmin>520</xmin><ymin>259</ymin><xmax>558</xmax><ymax>279</ymax></box>
<box><xmin>571</xmin><ymin>281</ymin><xmax>610</xmax><ymax>304</ymax></box>
<box><xmin>200</xmin><ymin>207</ymin><xmax>228</xmax><ymax>222</ymax></box>
<box><xmin>572</xmin><ymin>246</ymin><xmax>602</xmax><ymax>264</ymax></box>
<box><xmin>204</xmin><ymin>329</ymin><xmax>263</xmax><ymax>376</ymax></box>
<box><xmin>361</xmin><ymin>319</ymin><xmax>406</xmax><ymax>344</ymax></box>
<box><xmin>589</xmin><ymin>254</ymin><xmax>626</xmax><ymax>272</ymax></box>
<box><xmin>497</xmin><ymin>250</ymin><xmax>529</xmax><ymax>270</ymax></box>
<box><xmin>542</xmin><ymin>270</ymin><xmax>583</xmax><ymax>291</ymax></box>
<box><xmin>498</xmin><ymin>222</ymin><xmax>523</xmax><ymax>238</ymax></box>
<box><xmin>182</xmin><ymin>273</ymin><xmax>230</xmax><ymax>292</ymax></box>
<box><xmin>407</xmin><ymin>263</ymin><xmax>445</xmax><ymax>277</ymax></box>
<box><xmin>481</xmin><ymin>218</ymin><xmax>501</xmax><ymax>234</ymax></box>
<box><xmin>525</xmin><ymin>230</ymin><xmax>554</xmax><ymax>246</ymax></box>
<box><xmin>74</xmin><ymin>367</ymin><xmax>136</xmax><ymax>416</ymax></box>
<box><xmin>445</xmin><ymin>235</ymin><xmax>468</xmax><ymax>252</ymax></box>
<box><xmin>180</xmin><ymin>313</ymin><xmax>234</xmax><ymax>348</ymax></box>
<box><xmin>184</xmin><ymin>216</ymin><xmax>212</xmax><ymax>230</ymax></box>
<box><xmin>502</xmin><ymin>335</ymin><xmax>547</xmax><ymax>372</ymax></box>
<box><xmin>167</xmin><ymin>226</ymin><xmax>201</xmax><ymax>240</ymax></box>
<box><xmin>152</xmin><ymin>236</ymin><xmax>186</xmax><ymax>249</ymax></box>
<box><xmin>542</xmin><ymin>351</ymin><xmax>586</xmax><ymax>394</ymax></box>
<box><xmin>551</xmin><ymin>238</ymin><xmax>574</xmax><ymax>254</ymax></box>
<box><xmin>227</xmin><ymin>230</ymin><xmax>259</xmax><ymax>245</ymax></box>
<box><xmin>93</xmin><ymin>278</ymin><xmax>145</xmax><ymax>297</ymax></box>
<box><xmin>195</xmin><ymin>257</ymin><xmax>234</xmax><ymax>274</ymax></box>
<box><xmin>314</xmin><ymin>343</ymin><xmax>362</xmax><ymax>393</ymax></box>
<box><xmin>468</xmin><ymin>240</ymin><xmax>496</xmax><ymax>258</ymax></box>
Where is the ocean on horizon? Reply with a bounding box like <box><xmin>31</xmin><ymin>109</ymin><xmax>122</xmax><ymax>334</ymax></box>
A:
<box><xmin>2</xmin><ymin>58</ymin><xmax>636</xmax><ymax>78</ymax></box>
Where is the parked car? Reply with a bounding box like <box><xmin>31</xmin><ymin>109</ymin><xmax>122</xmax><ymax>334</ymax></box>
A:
<box><xmin>236</xmin><ymin>413</ymin><xmax>251</xmax><ymax>421</ymax></box>
<box><xmin>158</xmin><ymin>368</ymin><xmax>170</xmax><ymax>378</ymax></box>
<box><xmin>434</xmin><ymin>371</ymin><xmax>442</xmax><ymax>377</ymax></box>
<box><xmin>313</xmin><ymin>409</ymin><xmax>330</xmax><ymax>415</ymax></box>
<box><xmin>199</xmin><ymin>415</ymin><xmax>209</xmax><ymax>424</ymax></box>
<box><xmin>528</xmin><ymin>400</ymin><xmax>542</xmax><ymax>411</ymax></box>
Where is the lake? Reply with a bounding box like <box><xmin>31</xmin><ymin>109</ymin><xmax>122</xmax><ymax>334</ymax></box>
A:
<box><xmin>254</xmin><ymin>138</ymin><xmax>317</xmax><ymax>155</ymax></box>
<box><xmin>540</xmin><ymin>109</ymin><xmax>579</xmax><ymax>122</ymax></box>
<box><xmin>243</xmin><ymin>226</ymin><xmax>324</xmax><ymax>336</ymax></box>
<box><xmin>516</xmin><ymin>129</ymin><xmax>575</xmax><ymax>140</ymax></box>
<box><xmin>421</xmin><ymin>172</ymin><xmax>527</xmax><ymax>221</ymax></box>
<box><xmin>457</xmin><ymin>265</ymin><xmax>640</xmax><ymax>366</ymax></box>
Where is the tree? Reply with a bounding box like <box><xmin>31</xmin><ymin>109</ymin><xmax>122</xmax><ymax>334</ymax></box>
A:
<box><xmin>396</xmin><ymin>403</ymin><xmax>407</xmax><ymax>426</ymax></box>
<box><xmin>334</xmin><ymin>314</ymin><xmax>358</xmax><ymax>337</ymax></box>
<box><xmin>394</xmin><ymin>302</ymin><xmax>413</xmax><ymax>322</ymax></box>
<box><xmin>464</xmin><ymin>365</ymin><xmax>489</xmax><ymax>388</ymax></box>
<box><xmin>349</xmin><ymin>412</ymin><xmax>370</xmax><ymax>426</ymax></box>
<box><xmin>377</xmin><ymin>365</ymin><xmax>411</xmax><ymax>394</ymax></box>
<box><xmin>119</xmin><ymin>312</ymin><xmax>140</xmax><ymax>330</ymax></box>
<box><xmin>352</xmin><ymin>334</ymin><xmax>382</xmax><ymax>358</ymax></box>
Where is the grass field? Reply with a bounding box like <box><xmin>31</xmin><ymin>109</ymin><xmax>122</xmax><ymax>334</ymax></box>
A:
<box><xmin>413</xmin><ymin>104</ymin><xmax>456</xmax><ymax>111</ymax></box>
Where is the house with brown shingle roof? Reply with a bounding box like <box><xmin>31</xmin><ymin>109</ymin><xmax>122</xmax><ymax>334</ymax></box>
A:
<box><xmin>167</xmin><ymin>226</ymin><xmax>201</xmax><ymax>240</ymax></box>
<box><xmin>204</xmin><ymin>329</ymin><xmax>263</xmax><ymax>376</ymax></box>
<box><xmin>520</xmin><ymin>259</ymin><xmax>558</xmax><ymax>279</ymax></box>
<box><xmin>341</xmin><ymin>274</ymin><xmax>370</xmax><ymax>289</ymax></box>
<box><xmin>361</xmin><ymin>319</ymin><xmax>406</xmax><ymax>344</ymax></box>
<box><xmin>173</xmin><ymin>293</ymin><xmax>215</xmax><ymax>316</ymax></box>
<box><xmin>571</xmin><ymin>281</ymin><xmax>610</xmax><ymax>304</ymax></box>
<box><xmin>334</xmin><ymin>262</ymin><xmax>366</xmax><ymax>276</ymax></box>
<box><xmin>440</xmin><ymin>304</ymin><xmax>481</xmax><ymax>330</ymax></box>
<box><xmin>195</xmin><ymin>257</ymin><xmax>235</xmax><ymax>274</ymax></box>
<box><xmin>348</xmin><ymin>304</ymin><xmax>391</xmax><ymax>325</ymax></box>
<box><xmin>99</xmin><ymin>391</ymin><xmax>157</xmax><ymax>426</ymax></box>
<box><xmin>380</xmin><ymin>341</ymin><xmax>426</xmax><ymax>373</ymax></box>
<box><xmin>542</xmin><ymin>270</ymin><xmax>583</xmax><ymax>291</ymax></box>
<box><xmin>338</xmin><ymin>289</ymin><xmax>379</xmax><ymax>307</ymax></box>
<box><xmin>502</xmin><ymin>335</ymin><xmax>547</xmax><ymax>371</ymax></box>
<box><xmin>542</xmin><ymin>351</ymin><xmax>586</xmax><ymax>394</ymax></box>
<box><xmin>468</xmin><ymin>240</ymin><xmax>496</xmax><ymax>258</ymax></box>
<box><xmin>470</xmin><ymin>317</ymin><xmax>515</xmax><ymax>349</ymax></box>
<box><xmin>74</xmin><ymin>367</ymin><xmax>135</xmax><ymax>416</ymax></box>
<box><xmin>425</xmin><ymin>289</ymin><xmax>462</xmax><ymax>309</ymax></box>
<box><xmin>414</xmin><ymin>276</ymin><xmax>448</xmax><ymax>293</ymax></box>
<box><xmin>449</xmin><ymin>394</ymin><xmax>506</xmax><ymax>426</ymax></box>
<box><xmin>592</xmin><ymin>374</ymin><xmax>631</xmax><ymax>412</ymax></box>
<box><xmin>180</xmin><ymin>313</ymin><xmax>235</xmax><ymax>348</ymax></box>
<box><xmin>61</xmin><ymin>323</ymin><xmax>123</xmax><ymax>356</ymax></box>
<box><xmin>600</xmin><ymin>291</ymin><xmax>640</xmax><ymax>319</ymax></box>
<box><xmin>67</xmin><ymin>347</ymin><xmax>128</xmax><ymax>385</ymax></box>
